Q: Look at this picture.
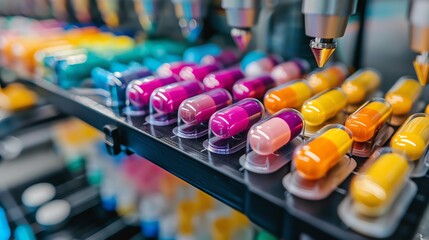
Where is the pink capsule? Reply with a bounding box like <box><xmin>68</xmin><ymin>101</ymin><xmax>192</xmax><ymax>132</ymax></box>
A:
<box><xmin>156</xmin><ymin>61</ymin><xmax>196</xmax><ymax>78</ymax></box>
<box><xmin>249</xmin><ymin>110</ymin><xmax>303</xmax><ymax>155</ymax></box>
<box><xmin>271</xmin><ymin>58</ymin><xmax>310</xmax><ymax>85</ymax></box>
<box><xmin>127</xmin><ymin>75</ymin><xmax>178</xmax><ymax>108</ymax></box>
<box><xmin>203</xmin><ymin>68</ymin><xmax>245</xmax><ymax>92</ymax></box>
<box><xmin>232</xmin><ymin>75</ymin><xmax>276</xmax><ymax>101</ymax></box>
<box><xmin>210</xmin><ymin>99</ymin><xmax>264</xmax><ymax>139</ymax></box>
<box><xmin>244</xmin><ymin>54</ymin><xmax>282</xmax><ymax>77</ymax></box>
<box><xmin>179</xmin><ymin>63</ymin><xmax>221</xmax><ymax>82</ymax></box>
<box><xmin>200</xmin><ymin>49</ymin><xmax>239</xmax><ymax>67</ymax></box>
<box><xmin>151</xmin><ymin>81</ymin><xmax>205</xmax><ymax>114</ymax></box>
<box><xmin>179</xmin><ymin>89</ymin><xmax>232</xmax><ymax>125</ymax></box>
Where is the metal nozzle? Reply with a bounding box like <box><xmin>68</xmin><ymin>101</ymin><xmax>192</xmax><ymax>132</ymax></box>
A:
<box><xmin>310</xmin><ymin>38</ymin><xmax>337</xmax><ymax>68</ymax></box>
<box><xmin>231</xmin><ymin>28</ymin><xmax>252</xmax><ymax>52</ymax></box>
<box><xmin>222</xmin><ymin>0</ymin><xmax>260</xmax><ymax>51</ymax></box>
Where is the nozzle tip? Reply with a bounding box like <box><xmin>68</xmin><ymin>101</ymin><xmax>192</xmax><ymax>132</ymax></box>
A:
<box><xmin>231</xmin><ymin>28</ymin><xmax>252</xmax><ymax>52</ymax></box>
<box><xmin>310</xmin><ymin>39</ymin><xmax>337</xmax><ymax>68</ymax></box>
<box><xmin>414</xmin><ymin>59</ymin><xmax>429</xmax><ymax>86</ymax></box>
<box><xmin>179</xmin><ymin>18</ymin><xmax>203</xmax><ymax>43</ymax></box>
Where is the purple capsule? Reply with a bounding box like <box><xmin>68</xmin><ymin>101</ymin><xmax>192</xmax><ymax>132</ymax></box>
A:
<box><xmin>203</xmin><ymin>67</ymin><xmax>245</xmax><ymax>92</ymax></box>
<box><xmin>127</xmin><ymin>75</ymin><xmax>179</xmax><ymax>108</ymax></box>
<box><xmin>232</xmin><ymin>75</ymin><xmax>276</xmax><ymax>101</ymax></box>
<box><xmin>179</xmin><ymin>63</ymin><xmax>221</xmax><ymax>82</ymax></box>
<box><xmin>201</xmin><ymin>49</ymin><xmax>239</xmax><ymax>68</ymax></box>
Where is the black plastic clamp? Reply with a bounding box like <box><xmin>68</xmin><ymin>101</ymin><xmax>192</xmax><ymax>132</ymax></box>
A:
<box><xmin>103</xmin><ymin>124</ymin><xmax>121</xmax><ymax>155</ymax></box>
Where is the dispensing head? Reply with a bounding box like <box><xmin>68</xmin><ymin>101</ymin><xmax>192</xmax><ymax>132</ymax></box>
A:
<box><xmin>222</xmin><ymin>0</ymin><xmax>260</xmax><ymax>51</ymax></box>
<box><xmin>171</xmin><ymin>0</ymin><xmax>209</xmax><ymax>42</ymax></box>
<box><xmin>134</xmin><ymin>0</ymin><xmax>163</xmax><ymax>34</ymax></box>
<box><xmin>409</xmin><ymin>0</ymin><xmax>429</xmax><ymax>85</ymax></box>
<box><xmin>302</xmin><ymin>0</ymin><xmax>357</xmax><ymax>67</ymax></box>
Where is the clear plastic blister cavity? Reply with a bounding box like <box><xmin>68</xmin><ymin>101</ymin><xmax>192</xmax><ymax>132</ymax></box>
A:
<box><xmin>125</xmin><ymin>75</ymin><xmax>178</xmax><ymax>116</ymax></box>
<box><xmin>338</xmin><ymin>147</ymin><xmax>416</xmax><ymax>238</ymax></box>
<box><xmin>283</xmin><ymin>124</ymin><xmax>356</xmax><ymax>200</ymax></box>
<box><xmin>146</xmin><ymin>80</ymin><xmax>205</xmax><ymax>126</ymax></box>
<box><xmin>264</xmin><ymin>80</ymin><xmax>312</xmax><ymax>115</ymax></box>
<box><xmin>341</xmin><ymin>68</ymin><xmax>382</xmax><ymax>113</ymax></box>
<box><xmin>203</xmin><ymin>98</ymin><xmax>264</xmax><ymax>155</ymax></box>
<box><xmin>345</xmin><ymin>98</ymin><xmax>394</xmax><ymax>157</ymax></box>
<box><xmin>391</xmin><ymin>113</ymin><xmax>429</xmax><ymax>177</ymax></box>
<box><xmin>300</xmin><ymin>88</ymin><xmax>348</xmax><ymax>137</ymax></box>
<box><xmin>385</xmin><ymin>76</ymin><xmax>424</xmax><ymax>126</ymax></box>
<box><xmin>239</xmin><ymin>109</ymin><xmax>304</xmax><ymax>174</ymax></box>
<box><xmin>173</xmin><ymin>89</ymin><xmax>233</xmax><ymax>139</ymax></box>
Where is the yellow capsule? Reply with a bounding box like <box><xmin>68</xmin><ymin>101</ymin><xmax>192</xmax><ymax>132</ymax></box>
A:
<box><xmin>350</xmin><ymin>152</ymin><xmax>409</xmax><ymax>217</ymax></box>
<box><xmin>425</xmin><ymin>104</ymin><xmax>429</xmax><ymax>114</ymax></box>
<box><xmin>385</xmin><ymin>77</ymin><xmax>422</xmax><ymax>116</ymax></box>
<box><xmin>264</xmin><ymin>80</ymin><xmax>312</xmax><ymax>114</ymax></box>
<box><xmin>301</xmin><ymin>88</ymin><xmax>347</xmax><ymax>126</ymax></box>
<box><xmin>391</xmin><ymin>114</ymin><xmax>429</xmax><ymax>161</ymax></box>
<box><xmin>307</xmin><ymin>63</ymin><xmax>348</xmax><ymax>94</ymax></box>
<box><xmin>341</xmin><ymin>69</ymin><xmax>381</xmax><ymax>104</ymax></box>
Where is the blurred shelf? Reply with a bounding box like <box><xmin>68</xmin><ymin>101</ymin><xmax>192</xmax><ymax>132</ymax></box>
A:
<box><xmin>0</xmin><ymin>103</ymin><xmax>65</xmax><ymax>138</ymax></box>
<box><xmin>19</xmin><ymin>78</ymin><xmax>429</xmax><ymax>240</ymax></box>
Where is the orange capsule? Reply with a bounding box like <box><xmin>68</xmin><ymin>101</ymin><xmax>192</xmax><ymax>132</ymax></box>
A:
<box><xmin>345</xmin><ymin>98</ymin><xmax>392</xmax><ymax>142</ymax></box>
<box><xmin>294</xmin><ymin>125</ymin><xmax>353</xmax><ymax>180</ymax></box>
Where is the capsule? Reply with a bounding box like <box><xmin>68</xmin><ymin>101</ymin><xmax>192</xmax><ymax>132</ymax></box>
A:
<box><xmin>151</xmin><ymin>81</ymin><xmax>205</xmax><ymax>114</ymax></box>
<box><xmin>271</xmin><ymin>58</ymin><xmax>310</xmax><ymax>85</ymax></box>
<box><xmin>264</xmin><ymin>80</ymin><xmax>312</xmax><ymax>114</ymax></box>
<box><xmin>179</xmin><ymin>89</ymin><xmax>233</xmax><ymax>125</ymax></box>
<box><xmin>201</xmin><ymin>49</ymin><xmax>239</xmax><ymax>67</ymax></box>
<box><xmin>385</xmin><ymin>77</ymin><xmax>422</xmax><ymax>116</ymax></box>
<box><xmin>350</xmin><ymin>152</ymin><xmax>409</xmax><ymax>217</ymax></box>
<box><xmin>426</xmin><ymin>104</ymin><xmax>429</xmax><ymax>114</ymax></box>
<box><xmin>307</xmin><ymin>63</ymin><xmax>349</xmax><ymax>94</ymax></box>
<box><xmin>244</xmin><ymin>55</ymin><xmax>282</xmax><ymax>77</ymax></box>
<box><xmin>127</xmin><ymin>75</ymin><xmax>178</xmax><ymax>108</ymax></box>
<box><xmin>391</xmin><ymin>114</ymin><xmax>429</xmax><ymax>161</ymax></box>
<box><xmin>249</xmin><ymin>109</ymin><xmax>303</xmax><ymax>155</ymax></box>
<box><xmin>179</xmin><ymin>63</ymin><xmax>221</xmax><ymax>82</ymax></box>
<box><xmin>203</xmin><ymin>68</ymin><xmax>245</xmax><ymax>92</ymax></box>
<box><xmin>108</xmin><ymin>68</ymin><xmax>153</xmax><ymax>106</ymax></box>
<box><xmin>341</xmin><ymin>69</ymin><xmax>381</xmax><ymax>104</ymax></box>
<box><xmin>301</xmin><ymin>88</ymin><xmax>347</xmax><ymax>126</ymax></box>
<box><xmin>210</xmin><ymin>99</ymin><xmax>264</xmax><ymax>139</ymax></box>
<box><xmin>232</xmin><ymin>75</ymin><xmax>276</xmax><ymax>101</ymax></box>
<box><xmin>157</xmin><ymin>61</ymin><xmax>196</xmax><ymax>78</ymax></box>
<box><xmin>294</xmin><ymin>125</ymin><xmax>353</xmax><ymax>180</ymax></box>
<box><xmin>345</xmin><ymin>99</ymin><xmax>392</xmax><ymax>142</ymax></box>
<box><xmin>240</xmin><ymin>51</ymin><xmax>267</xmax><ymax>70</ymax></box>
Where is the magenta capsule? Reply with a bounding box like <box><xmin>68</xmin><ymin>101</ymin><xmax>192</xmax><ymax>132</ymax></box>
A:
<box><xmin>244</xmin><ymin>54</ymin><xmax>282</xmax><ymax>77</ymax></box>
<box><xmin>232</xmin><ymin>75</ymin><xmax>276</xmax><ymax>101</ymax></box>
<box><xmin>271</xmin><ymin>58</ymin><xmax>310</xmax><ymax>85</ymax></box>
<box><xmin>200</xmin><ymin>49</ymin><xmax>239</xmax><ymax>67</ymax></box>
<box><xmin>179</xmin><ymin>63</ymin><xmax>221</xmax><ymax>82</ymax></box>
<box><xmin>127</xmin><ymin>75</ymin><xmax>178</xmax><ymax>108</ymax></box>
<box><xmin>156</xmin><ymin>61</ymin><xmax>196</xmax><ymax>78</ymax></box>
<box><xmin>179</xmin><ymin>89</ymin><xmax>232</xmax><ymax>125</ymax></box>
<box><xmin>151</xmin><ymin>81</ymin><xmax>205</xmax><ymax>114</ymax></box>
<box><xmin>249</xmin><ymin>110</ymin><xmax>303</xmax><ymax>155</ymax></box>
<box><xmin>210</xmin><ymin>98</ymin><xmax>264</xmax><ymax>139</ymax></box>
<box><xmin>203</xmin><ymin>68</ymin><xmax>245</xmax><ymax>92</ymax></box>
